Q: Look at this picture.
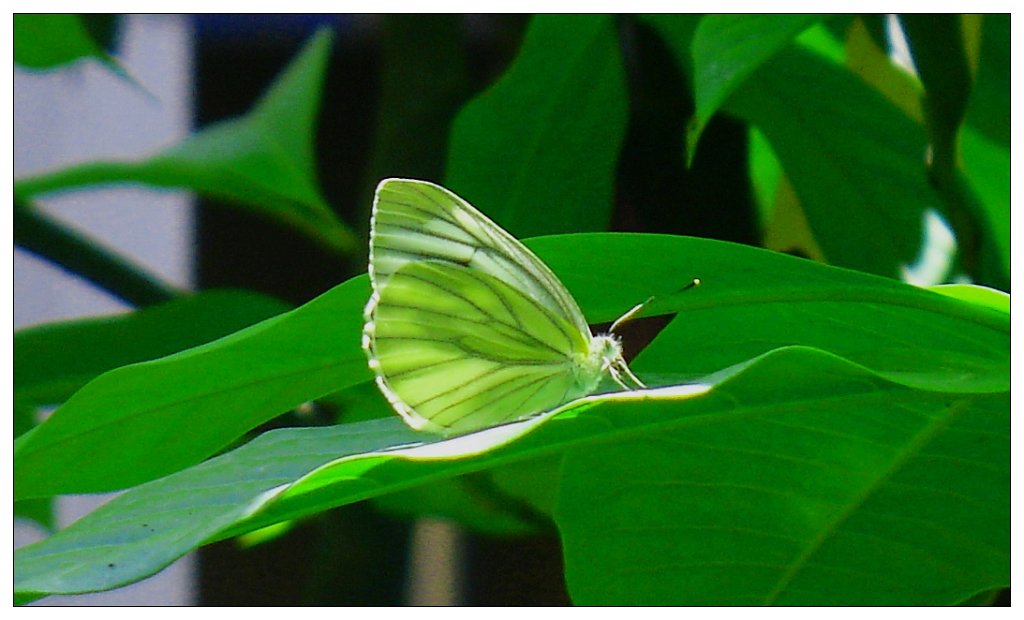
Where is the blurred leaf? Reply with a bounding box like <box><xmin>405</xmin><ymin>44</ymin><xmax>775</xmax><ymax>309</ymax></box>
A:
<box><xmin>361</xmin><ymin>14</ymin><xmax>469</xmax><ymax>217</ymax></box>
<box><xmin>960</xmin><ymin>127</ymin><xmax>1009</xmax><ymax>274</ymax></box>
<box><xmin>14</xmin><ymin>14</ymin><xmax>117</xmax><ymax>71</ymax></box>
<box><xmin>15</xmin><ymin>290</ymin><xmax>291</xmax><ymax>413</ymax></box>
<box><xmin>446</xmin><ymin>15</ymin><xmax>627</xmax><ymax>237</ymax></box>
<box><xmin>15</xmin><ymin>498</ymin><xmax>55</xmax><ymax>533</ymax></box>
<box><xmin>637</xmin><ymin>14</ymin><xmax>701</xmax><ymax>79</ymax></box>
<box><xmin>843</xmin><ymin>16</ymin><xmax>923</xmax><ymax>122</ymax></box>
<box><xmin>79</xmin><ymin>14</ymin><xmax>120</xmax><ymax>53</ymax></box>
<box><xmin>489</xmin><ymin>454</ymin><xmax>563</xmax><ymax>517</ymax></box>
<box><xmin>957</xmin><ymin>588</ymin><xmax>1004</xmax><ymax>606</ymax></box>
<box><xmin>234</xmin><ymin>520</ymin><xmax>296</xmax><ymax>549</ymax></box>
<box><xmin>964</xmin><ymin>15</ymin><xmax>1009</xmax><ymax>148</ymax></box>
<box><xmin>762</xmin><ymin>175</ymin><xmax>825</xmax><ymax>263</ymax></box>
<box><xmin>686</xmin><ymin>14</ymin><xmax>821</xmax><ymax>158</ymax></box>
<box><xmin>748</xmin><ymin>127</ymin><xmax>782</xmax><ymax>226</ymax></box>
<box><xmin>793</xmin><ymin>18</ymin><xmax>847</xmax><ymax>63</ymax></box>
<box><xmin>15</xmin><ymin>402</ymin><xmax>55</xmax><ymax>532</ymax></box>
<box><xmin>13</xmin><ymin>234</ymin><xmax>1007</xmax><ymax>600</ymax></box>
<box><xmin>14</xmin><ymin>27</ymin><xmax>355</xmax><ymax>254</ymax></box>
<box><xmin>14</xmin><ymin>277</ymin><xmax>369</xmax><ymax>499</ymax></box>
<box><xmin>958</xmin><ymin>14</ymin><xmax>1009</xmax><ymax>283</ymax></box>
<box><xmin>375</xmin><ymin>475</ymin><xmax>540</xmax><ymax>536</ymax></box>
<box><xmin>721</xmin><ymin>47</ymin><xmax>942</xmax><ymax>278</ymax></box>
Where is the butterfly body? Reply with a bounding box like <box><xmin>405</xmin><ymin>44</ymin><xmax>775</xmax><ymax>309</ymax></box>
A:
<box><xmin>363</xmin><ymin>178</ymin><xmax>642</xmax><ymax>436</ymax></box>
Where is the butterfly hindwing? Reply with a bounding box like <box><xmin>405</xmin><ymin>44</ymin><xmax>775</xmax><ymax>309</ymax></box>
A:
<box><xmin>366</xmin><ymin>260</ymin><xmax>587</xmax><ymax>435</ymax></box>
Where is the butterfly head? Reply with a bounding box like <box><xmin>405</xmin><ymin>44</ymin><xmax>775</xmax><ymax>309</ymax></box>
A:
<box><xmin>573</xmin><ymin>334</ymin><xmax>645</xmax><ymax>395</ymax></box>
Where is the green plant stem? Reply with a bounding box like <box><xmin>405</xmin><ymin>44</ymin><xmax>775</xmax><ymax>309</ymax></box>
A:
<box><xmin>14</xmin><ymin>199</ymin><xmax>182</xmax><ymax>307</ymax></box>
<box><xmin>898</xmin><ymin>15</ymin><xmax>984</xmax><ymax>282</ymax></box>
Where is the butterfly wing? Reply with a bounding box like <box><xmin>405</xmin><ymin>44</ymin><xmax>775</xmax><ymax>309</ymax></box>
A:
<box><xmin>369</xmin><ymin>178</ymin><xmax>591</xmax><ymax>337</ymax></box>
<box><xmin>364</xmin><ymin>260</ymin><xmax>589</xmax><ymax>435</ymax></box>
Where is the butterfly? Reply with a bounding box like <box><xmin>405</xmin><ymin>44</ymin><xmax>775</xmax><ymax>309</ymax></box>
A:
<box><xmin>362</xmin><ymin>178</ymin><xmax>646</xmax><ymax>436</ymax></box>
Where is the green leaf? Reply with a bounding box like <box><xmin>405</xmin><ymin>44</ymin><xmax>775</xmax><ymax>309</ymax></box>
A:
<box><xmin>14</xmin><ymin>14</ymin><xmax>118</xmax><ymax>72</ymax></box>
<box><xmin>557</xmin><ymin>375</ymin><xmax>1007</xmax><ymax>605</ymax></box>
<box><xmin>748</xmin><ymin>127</ymin><xmax>782</xmax><ymax>226</ymax></box>
<box><xmin>964</xmin><ymin>15</ymin><xmax>1009</xmax><ymax>148</ymax></box>
<box><xmin>843</xmin><ymin>16</ymin><xmax>923</xmax><ymax>123</ymax></box>
<box><xmin>637</xmin><ymin>14</ymin><xmax>702</xmax><ymax>79</ymax></box>
<box><xmin>960</xmin><ymin>126</ymin><xmax>1009</xmax><ymax>276</ymax></box>
<box><xmin>445</xmin><ymin>15</ymin><xmax>628</xmax><ymax>237</ymax></box>
<box><xmin>721</xmin><ymin>47</ymin><xmax>943</xmax><ymax>279</ymax></box>
<box><xmin>488</xmin><ymin>454</ymin><xmax>564</xmax><ymax>518</ymax></box>
<box><xmin>15</xmin><ymin>290</ymin><xmax>291</xmax><ymax>414</ymax></box>
<box><xmin>361</xmin><ymin>14</ymin><xmax>469</xmax><ymax>208</ymax></box>
<box><xmin>957</xmin><ymin>588</ymin><xmax>1005</xmax><ymax>606</ymax></box>
<box><xmin>686</xmin><ymin>14</ymin><xmax>822</xmax><ymax>158</ymax></box>
<box><xmin>13</xmin><ymin>234</ymin><xmax>1007</xmax><ymax>601</ymax></box>
<box><xmin>375</xmin><ymin>475</ymin><xmax>540</xmax><ymax>536</ymax></box>
<box><xmin>13</xmin><ymin>291</ymin><xmax>287</xmax><ymax>529</ymax></box>
<box><xmin>15</xmin><ymin>498</ymin><xmax>55</xmax><ymax>533</ymax></box>
<box><xmin>14</xmin><ymin>277</ymin><xmax>370</xmax><ymax>499</ymax></box>
<box><xmin>927</xmin><ymin>283</ymin><xmax>1009</xmax><ymax>315</ymax></box>
<box><xmin>14</xmin><ymin>27</ymin><xmax>355</xmax><ymax>254</ymax></box>
<box><xmin>793</xmin><ymin>18</ymin><xmax>847</xmax><ymax>64</ymax></box>
<box><xmin>13</xmin><ymin>419</ymin><xmax>420</xmax><ymax>600</ymax></box>
<box><xmin>957</xmin><ymin>14</ymin><xmax>1008</xmax><ymax>285</ymax></box>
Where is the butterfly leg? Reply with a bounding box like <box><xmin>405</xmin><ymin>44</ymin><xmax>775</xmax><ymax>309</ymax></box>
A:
<box><xmin>617</xmin><ymin>359</ymin><xmax>647</xmax><ymax>389</ymax></box>
<box><xmin>609</xmin><ymin>360</ymin><xmax>646</xmax><ymax>391</ymax></box>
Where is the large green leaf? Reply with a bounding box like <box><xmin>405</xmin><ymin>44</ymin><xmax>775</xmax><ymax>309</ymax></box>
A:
<box><xmin>686</xmin><ymin>14</ymin><xmax>822</xmax><ymax>158</ymax></box>
<box><xmin>14</xmin><ymin>27</ymin><xmax>355</xmax><ymax>254</ymax></box>
<box><xmin>13</xmin><ymin>234</ymin><xmax>1007</xmax><ymax>601</ymax></box>
<box><xmin>557</xmin><ymin>380</ymin><xmax>1006</xmax><ymax>605</ymax></box>
<box><xmin>14</xmin><ymin>343</ymin><xmax>1006</xmax><ymax>600</ymax></box>
<box><xmin>14</xmin><ymin>277</ymin><xmax>369</xmax><ymax>499</ymax></box>
<box><xmin>445</xmin><ymin>14</ymin><xmax>628</xmax><ymax>237</ymax></box>
<box><xmin>14</xmin><ymin>290</ymin><xmax>290</xmax><ymax>531</ymax></box>
<box><xmin>14</xmin><ymin>290</ymin><xmax>290</xmax><ymax>416</ymax></box>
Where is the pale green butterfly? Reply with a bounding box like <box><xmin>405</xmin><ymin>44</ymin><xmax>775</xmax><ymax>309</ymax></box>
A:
<box><xmin>362</xmin><ymin>178</ymin><xmax>646</xmax><ymax>436</ymax></box>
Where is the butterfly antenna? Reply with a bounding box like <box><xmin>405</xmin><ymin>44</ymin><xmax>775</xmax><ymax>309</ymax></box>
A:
<box><xmin>608</xmin><ymin>278</ymin><xmax>701</xmax><ymax>334</ymax></box>
<box><xmin>609</xmin><ymin>296</ymin><xmax>655</xmax><ymax>334</ymax></box>
<box><xmin>679</xmin><ymin>277</ymin><xmax>701</xmax><ymax>293</ymax></box>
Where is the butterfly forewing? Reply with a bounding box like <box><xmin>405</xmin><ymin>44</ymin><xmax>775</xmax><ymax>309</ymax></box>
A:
<box><xmin>367</xmin><ymin>261</ymin><xmax>587</xmax><ymax>435</ymax></box>
<box><xmin>370</xmin><ymin>179</ymin><xmax>591</xmax><ymax>337</ymax></box>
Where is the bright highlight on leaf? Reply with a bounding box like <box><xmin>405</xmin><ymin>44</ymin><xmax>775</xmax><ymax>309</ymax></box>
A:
<box><xmin>363</xmin><ymin>178</ymin><xmax>645</xmax><ymax>436</ymax></box>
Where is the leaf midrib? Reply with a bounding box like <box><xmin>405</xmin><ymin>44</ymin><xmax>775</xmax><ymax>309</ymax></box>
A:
<box><xmin>760</xmin><ymin>397</ymin><xmax>969</xmax><ymax>604</ymax></box>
